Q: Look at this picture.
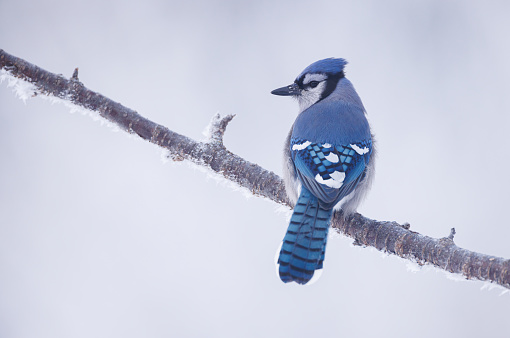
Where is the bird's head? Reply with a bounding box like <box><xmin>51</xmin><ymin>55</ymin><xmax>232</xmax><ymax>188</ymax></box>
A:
<box><xmin>271</xmin><ymin>58</ymin><xmax>347</xmax><ymax>112</ymax></box>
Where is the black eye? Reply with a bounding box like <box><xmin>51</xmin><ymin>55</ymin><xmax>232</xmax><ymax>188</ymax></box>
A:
<box><xmin>309</xmin><ymin>81</ymin><xmax>320</xmax><ymax>88</ymax></box>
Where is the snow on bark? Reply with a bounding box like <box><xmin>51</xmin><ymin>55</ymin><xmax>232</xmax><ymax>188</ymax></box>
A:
<box><xmin>1</xmin><ymin>49</ymin><xmax>509</xmax><ymax>290</ymax></box>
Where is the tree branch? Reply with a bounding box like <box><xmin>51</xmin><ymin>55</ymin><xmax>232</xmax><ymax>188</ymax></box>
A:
<box><xmin>1</xmin><ymin>49</ymin><xmax>509</xmax><ymax>290</ymax></box>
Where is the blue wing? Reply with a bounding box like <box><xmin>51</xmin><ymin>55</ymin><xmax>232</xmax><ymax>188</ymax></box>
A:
<box><xmin>290</xmin><ymin>139</ymin><xmax>372</xmax><ymax>209</ymax></box>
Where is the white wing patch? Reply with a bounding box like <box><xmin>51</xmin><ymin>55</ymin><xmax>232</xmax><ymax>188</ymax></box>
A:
<box><xmin>325</xmin><ymin>153</ymin><xmax>339</xmax><ymax>163</ymax></box>
<box><xmin>350</xmin><ymin>143</ymin><xmax>370</xmax><ymax>155</ymax></box>
<box><xmin>315</xmin><ymin>171</ymin><xmax>345</xmax><ymax>189</ymax></box>
<box><xmin>330</xmin><ymin>171</ymin><xmax>346</xmax><ymax>182</ymax></box>
<box><xmin>322</xmin><ymin>143</ymin><xmax>332</xmax><ymax>148</ymax></box>
<box><xmin>292</xmin><ymin>141</ymin><xmax>311</xmax><ymax>151</ymax></box>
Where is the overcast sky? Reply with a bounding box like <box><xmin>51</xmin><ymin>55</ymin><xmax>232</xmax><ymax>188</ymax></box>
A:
<box><xmin>1</xmin><ymin>0</ymin><xmax>510</xmax><ymax>337</ymax></box>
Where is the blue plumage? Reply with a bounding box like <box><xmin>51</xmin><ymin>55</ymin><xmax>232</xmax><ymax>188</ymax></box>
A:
<box><xmin>292</xmin><ymin>140</ymin><xmax>371</xmax><ymax>209</ymax></box>
<box><xmin>296</xmin><ymin>58</ymin><xmax>348</xmax><ymax>79</ymax></box>
<box><xmin>272</xmin><ymin>58</ymin><xmax>375</xmax><ymax>284</ymax></box>
<box><xmin>278</xmin><ymin>187</ymin><xmax>331</xmax><ymax>284</ymax></box>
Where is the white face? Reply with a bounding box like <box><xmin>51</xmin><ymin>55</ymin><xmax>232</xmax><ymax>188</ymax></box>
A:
<box><xmin>296</xmin><ymin>73</ymin><xmax>328</xmax><ymax>113</ymax></box>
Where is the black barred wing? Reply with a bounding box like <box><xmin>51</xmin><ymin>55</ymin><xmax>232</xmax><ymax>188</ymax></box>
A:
<box><xmin>290</xmin><ymin>139</ymin><xmax>372</xmax><ymax>208</ymax></box>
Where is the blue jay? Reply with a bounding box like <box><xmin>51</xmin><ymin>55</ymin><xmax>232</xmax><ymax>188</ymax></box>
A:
<box><xmin>271</xmin><ymin>58</ymin><xmax>375</xmax><ymax>285</ymax></box>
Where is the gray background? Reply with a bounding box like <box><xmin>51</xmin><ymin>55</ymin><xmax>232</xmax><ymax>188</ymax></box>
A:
<box><xmin>1</xmin><ymin>0</ymin><xmax>509</xmax><ymax>337</ymax></box>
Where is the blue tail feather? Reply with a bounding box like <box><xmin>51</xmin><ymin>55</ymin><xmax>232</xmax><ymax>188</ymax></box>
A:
<box><xmin>278</xmin><ymin>188</ymin><xmax>333</xmax><ymax>284</ymax></box>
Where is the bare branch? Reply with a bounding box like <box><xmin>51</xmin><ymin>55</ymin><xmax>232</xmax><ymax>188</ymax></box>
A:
<box><xmin>205</xmin><ymin>113</ymin><xmax>236</xmax><ymax>146</ymax></box>
<box><xmin>1</xmin><ymin>49</ymin><xmax>509</xmax><ymax>290</ymax></box>
<box><xmin>448</xmin><ymin>228</ymin><xmax>456</xmax><ymax>241</ymax></box>
<box><xmin>71</xmin><ymin>67</ymin><xmax>79</xmax><ymax>81</ymax></box>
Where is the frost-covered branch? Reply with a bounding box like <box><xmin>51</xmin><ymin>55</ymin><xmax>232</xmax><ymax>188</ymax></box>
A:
<box><xmin>1</xmin><ymin>49</ymin><xmax>509</xmax><ymax>290</ymax></box>
<box><xmin>205</xmin><ymin>113</ymin><xmax>236</xmax><ymax>146</ymax></box>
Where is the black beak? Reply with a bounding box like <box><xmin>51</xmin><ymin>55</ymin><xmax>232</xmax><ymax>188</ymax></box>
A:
<box><xmin>271</xmin><ymin>83</ymin><xmax>301</xmax><ymax>96</ymax></box>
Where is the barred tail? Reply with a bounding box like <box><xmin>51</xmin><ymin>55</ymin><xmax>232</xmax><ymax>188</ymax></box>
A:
<box><xmin>278</xmin><ymin>188</ymin><xmax>332</xmax><ymax>284</ymax></box>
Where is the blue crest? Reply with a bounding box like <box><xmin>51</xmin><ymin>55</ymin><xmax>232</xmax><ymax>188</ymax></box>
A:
<box><xmin>297</xmin><ymin>58</ymin><xmax>348</xmax><ymax>79</ymax></box>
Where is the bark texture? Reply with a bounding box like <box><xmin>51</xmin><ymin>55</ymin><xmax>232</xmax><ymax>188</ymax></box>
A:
<box><xmin>1</xmin><ymin>49</ymin><xmax>509</xmax><ymax>290</ymax></box>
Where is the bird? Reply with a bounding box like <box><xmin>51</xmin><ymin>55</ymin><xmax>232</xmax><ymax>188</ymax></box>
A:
<box><xmin>271</xmin><ymin>58</ymin><xmax>375</xmax><ymax>285</ymax></box>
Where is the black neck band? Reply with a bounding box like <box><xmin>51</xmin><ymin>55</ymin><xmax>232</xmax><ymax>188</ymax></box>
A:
<box><xmin>319</xmin><ymin>71</ymin><xmax>345</xmax><ymax>101</ymax></box>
